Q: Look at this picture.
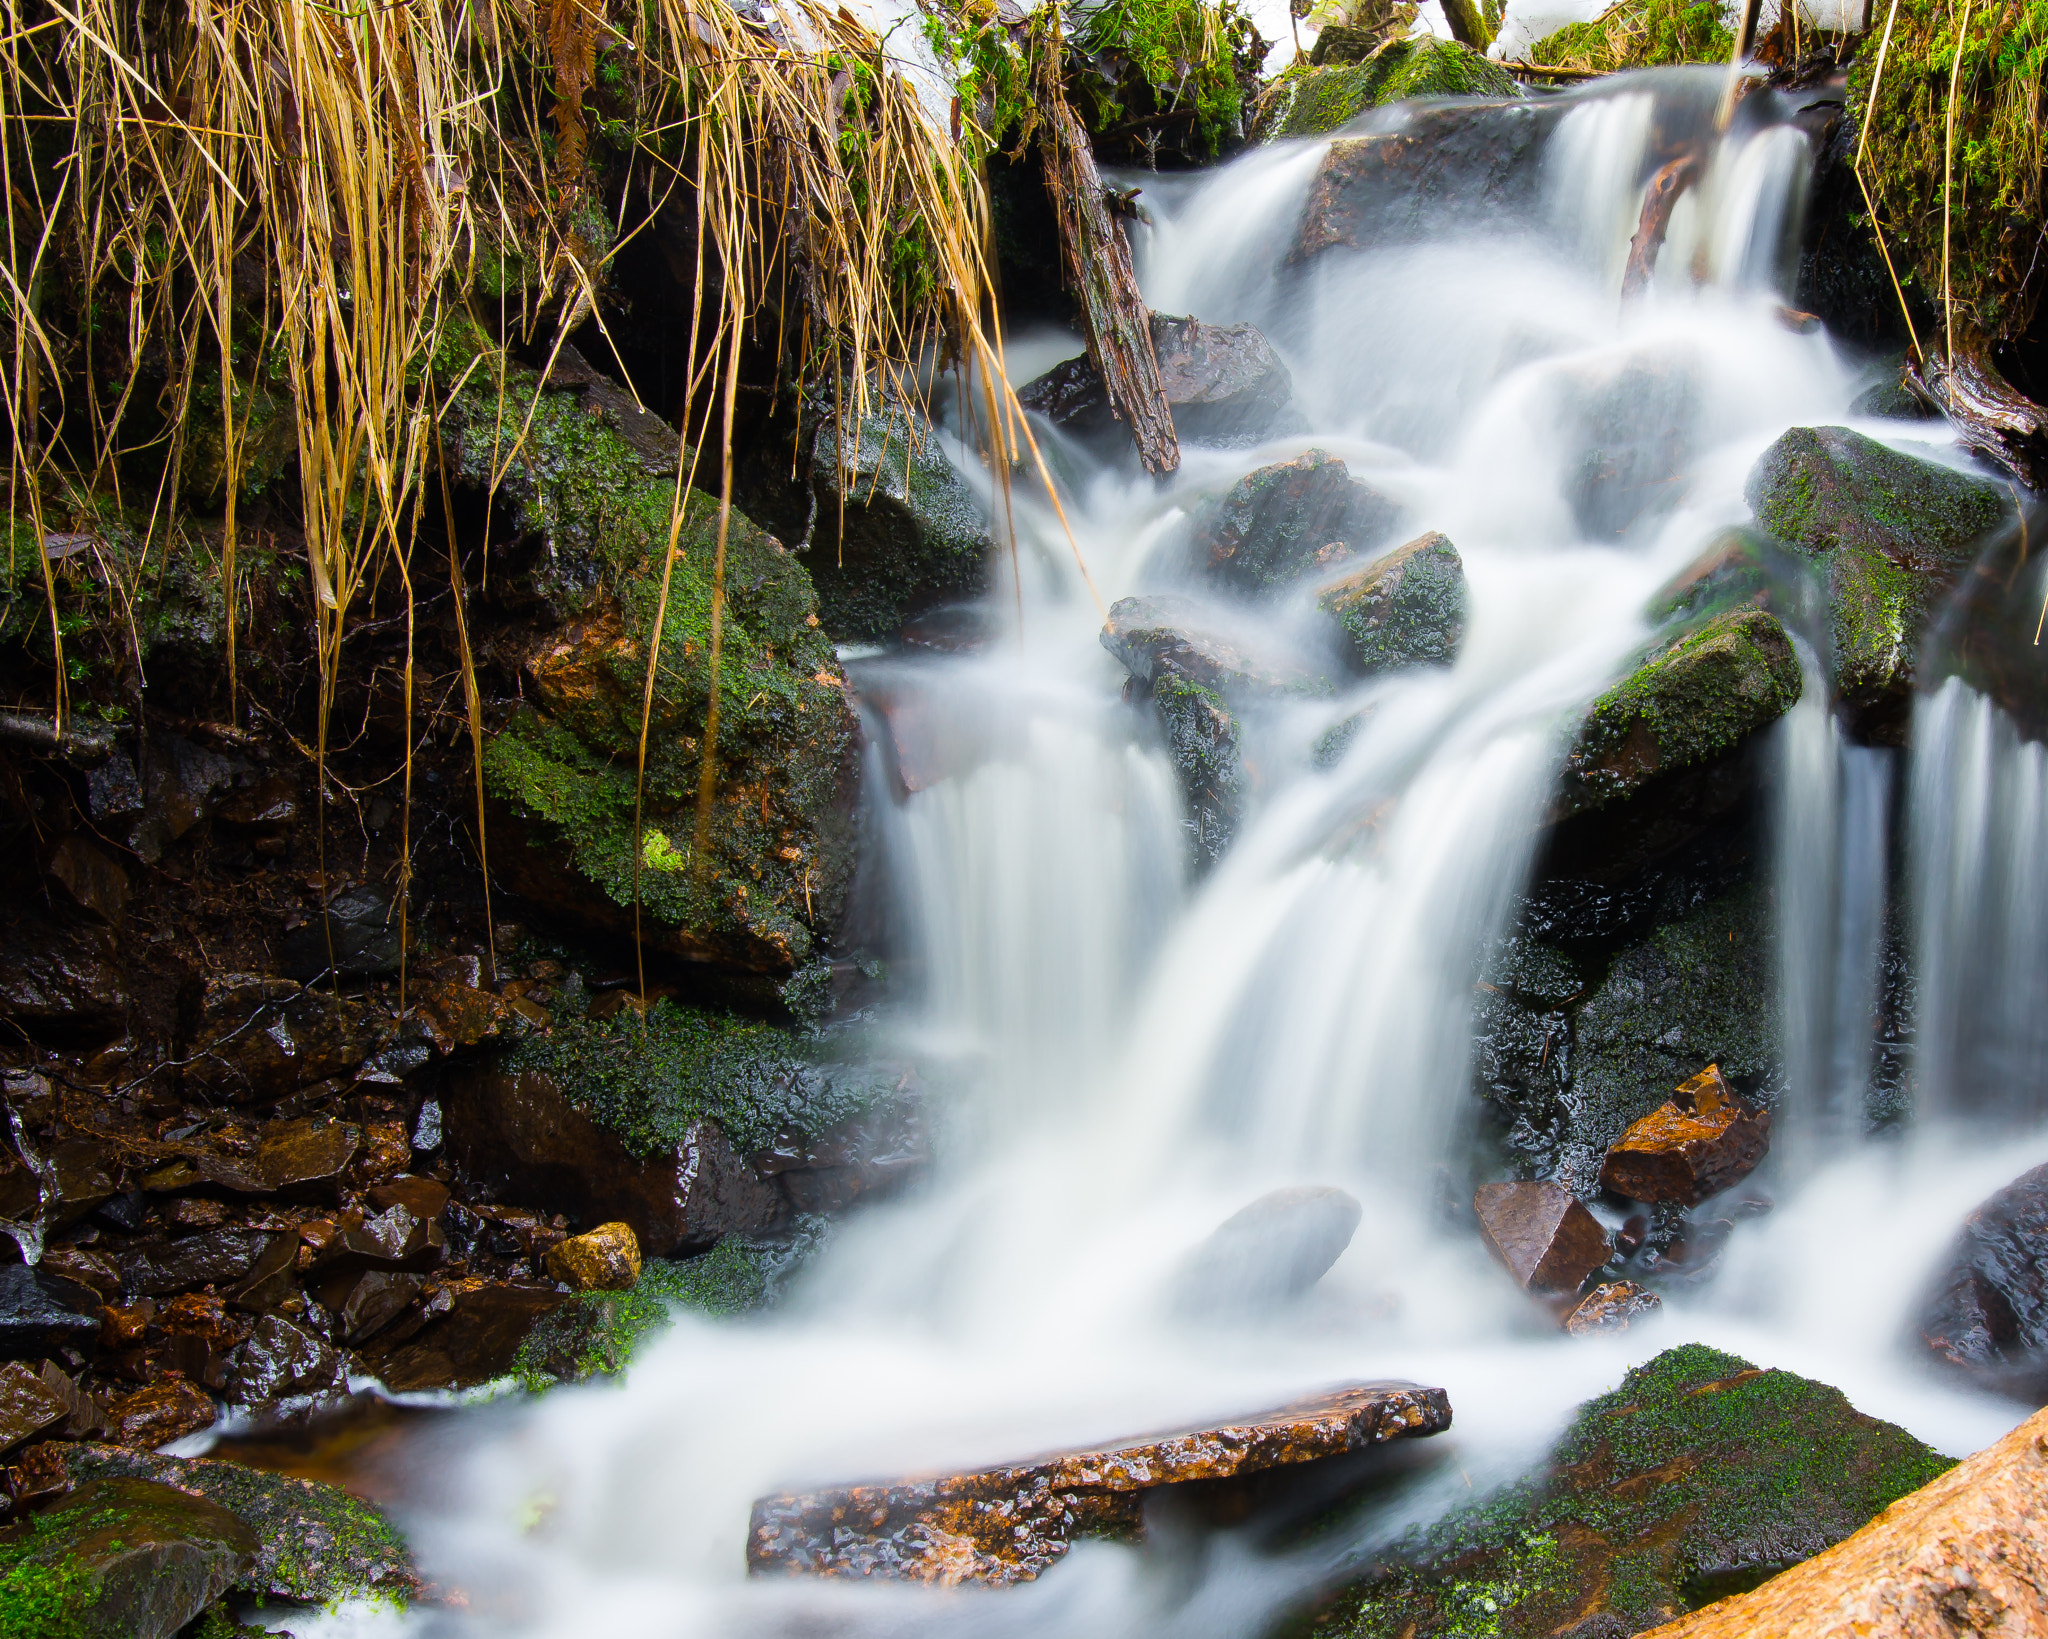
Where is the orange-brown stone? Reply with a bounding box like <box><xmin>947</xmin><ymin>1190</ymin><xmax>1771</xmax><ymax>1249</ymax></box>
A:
<box><xmin>748</xmin><ymin>1380</ymin><xmax>1451</xmax><ymax>1587</ymax></box>
<box><xmin>1473</xmin><ymin>1180</ymin><xmax>1611</xmax><ymax>1293</ymax></box>
<box><xmin>1600</xmin><ymin>1064</ymin><xmax>1770</xmax><ymax>1206</ymax></box>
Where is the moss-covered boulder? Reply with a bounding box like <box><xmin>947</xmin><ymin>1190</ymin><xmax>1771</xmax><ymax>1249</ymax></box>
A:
<box><xmin>1525</xmin><ymin>0</ymin><xmax>1731</xmax><ymax>72</ymax></box>
<box><xmin>1197</xmin><ymin>450</ymin><xmax>1403</xmax><ymax>598</ymax></box>
<box><xmin>0</xmin><ymin>1476</ymin><xmax>256</xmax><ymax>1639</ymax></box>
<box><xmin>447</xmin><ymin>355</ymin><xmax>861</xmax><ymax>979</ymax></box>
<box><xmin>806</xmin><ymin>404</ymin><xmax>992</xmax><ymax>644</ymax></box>
<box><xmin>1557</xmin><ymin>609</ymin><xmax>1801</xmax><ymax>820</ymax></box>
<box><xmin>55</xmin><ymin>1445</ymin><xmax>415</xmax><ymax>1606</ymax></box>
<box><xmin>1253</xmin><ymin>37</ymin><xmax>1521</xmax><ymax>142</ymax></box>
<box><xmin>1313</xmin><ymin>1345</ymin><xmax>1955</xmax><ymax>1639</ymax></box>
<box><xmin>1318</xmin><ymin>531</ymin><xmax>1467</xmax><ymax>673</ymax></box>
<box><xmin>1745</xmin><ymin>425</ymin><xmax>2006</xmax><ymax>738</ymax></box>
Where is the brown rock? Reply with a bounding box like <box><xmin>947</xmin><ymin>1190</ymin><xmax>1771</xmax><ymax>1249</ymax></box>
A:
<box><xmin>443</xmin><ymin>1067</ymin><xmax>785</xmax><ymax>1256</ymax></box>
<box><xmin>1599</xmin><ymin>1064</ymin><xmax>1771</xmax><ymax>1206</ymax></box>
<box><xmin>356</xmin><ymin>1120</ymin><xmax>413</xmax><ymax>1184</ymax></box>
<box><xmin>364</xmin><ymin>1280</ymin><xmax>569</xmax><ymax>1392</ymax></box>
<box><xmin>231</xmin><ymin>1313</ymin><xmax>345</xmax><ymax>1406</ymax></box>
<box><xmin>181</xmin><ymin>992</ymin><xmax>396</xmax><ymax>1104</ymax></box>
<box><xmin>0</xmin><ymin>916</ymin><xmax>129</xmax><ymax>1040</ymax></box>
<box><xmin>749</xmin><ymin>1379</ymin><xmax>1451</xmax><ymax>1586</ymax></box>
<box><xmin>411</xmin><ymin>979</ymin><xmax>525</xmax><ymax>1053</ymax></box>
<box><xmin>0</xmin><ymin>1358</ymin><xmax>70</xmax><ymax>1451</ymax></box>
<box><xmin>39</xmin><ymin>1359</ymin><xmax>106</xmax><ymax>1437</ymax></box>
<box><xmin>46</xmin><ymin>833</ymin><xmax>132</xmax><ymax>921</ymax></box>
<box><xmin>116</xmin><ymin>1229</ymin><xmax>279</xmax><ymax>1296</ymax></box>
<box><xmin>1638</xmin><ymin>1402</ymin><xmax>2048</xmax><ymax>1638</ymax></box>
<box><xmin>543</xmin><ymin>1222</ymin><xmax>641</xmax><ymax>1292</ymax></box>
<box><xmin>1473</xmin><ymin>1181</ymin><xmax>1611</xmax><ymax>1293</ymax></box>
<box><xmin>47</xmin><ymin>1138</ymin><xmax>117</xmax><ymax>1226</ymax></box>
<box><xmin>366</xmin><ymin>1174</ymin><xmax>451</xmax><ymax>1220</ymax></box>
<box><xmin>105</xmin><ymin>1377</ymin><xmax>217</xmax><ymax>1449</ymax></box>
<box><xmin>165</xmin><ymin>1197</ymin><xmax>231</xmax><ymax>1231</ymax></box>
<box><xmin>330</xmin><ymin>1270</ymin><xmax>426</xmax><ymax>1345</ymax></box>
<box><xmin>41</xmin><ymin>1245</ymin><xmax>121</xmax><ymax>1300</ymax></box>
<box><xmin>255</xmin><ymin>1116</ymin><xmax>362</xmax><ymax>1200</ymax></box>
<box><xmin>1563</xmin><ymin>1280</ymin><xmax>1662</xmax><ymax>1336</ymax></box>
<box><xmin>221</xmin><ymin>1230</ymin><xmax>300</xmax><ymax>1312</ymax></box>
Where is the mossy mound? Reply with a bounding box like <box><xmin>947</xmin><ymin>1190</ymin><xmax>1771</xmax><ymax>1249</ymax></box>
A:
<box><xmin>455</xmin><ymin>359</ymin><xmax>861</xmax><ymax>977</ymax></box>
<box><xmin>1559</xmin><ymin>608</ymin><xmax>1802</xmax><ymax>817</ymax></box>
<box><xmin>1525</xmin><ymin>0</ymin><xmax>1730</xmax><ymax>72</ymax></box>
<box><xmin>1314</xmin><ymin>1345</ymin><xmax>1954</xmax><ymax>1639</ymax></box>
<box><xmin>1319</xmin><ymin>531</ymin><xmax>1467</xmax><ymax>674</ymax></box>
<box><xmin>502</xmin><ymin>997</ymin><xmax>886</xmax><ymax>1158</ymax></box>
<box><xmin>1151</xmin><ymin>673</ymin><xmax>1246</xmax><ymax>869</ymax></box>
<box><xmin>1254</xmin><ymin>38</ymin><xmax>1520</xmax><ymax>142</ymax></box>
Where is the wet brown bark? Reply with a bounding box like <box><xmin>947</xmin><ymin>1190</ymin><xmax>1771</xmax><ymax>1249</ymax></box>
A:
<box><xmin>1621</xmin><ymin>152</ymin><xmax>1703</xmax><ymax>300</ymax></box>
<box><xmin>1908</xmin><ymin>339</ymin><xmax>2048</xmax><ymax>492</ymax></box>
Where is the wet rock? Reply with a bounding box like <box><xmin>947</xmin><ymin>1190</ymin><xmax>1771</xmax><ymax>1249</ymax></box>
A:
<box><xmin>1746</xmin><ymin>426</ymin><xmax>2007</xmax><ymax>739</ymax></box>
<box><xmin>104</xmin><ymin>1378</ymin><xmax>216</xmax><ymax>1448</ymax></box>
<box><xmin>1563</xmin><ymin>1279</ymin><xmax>1661</xmax><ymax>1335</ymax></box>
<box><xmin>1918</xmin><ymin>1161</ymin><xmax>2048</xmax><ymax>1399</ymax></box>
<box><xmin>1638</xmin><ymin>1401</ymin><xmax>2047</xmax><ymax>1638</ymax></box>
<box><xmin>181</xmin><ymin>991</ymin><xmax>397</xmax><ymax>1105</ymax></box>
<box><xmin>1195</xmin><ymin>450</ymin><xmax>1402</xmax><ymax>598</ymax></box>
<box><xmin>0</xmin><ymin>1476</ymin><xmax>255</xmax><ymax>1638</ymax></box>
<box><xmin>444</xmin><ymin>1067</ymin><xmax>787</xmax><ymax>1257</ymax></box>
<box><xmin>1290</xmin><ymin>101</ymin><xmax>1562</xmax><ymax>264</ymax></box>
<box><xmin>221</xmin><ymin>1232</ymin><xmax>299</xmax><ymax>1312</ymax></box>
<box><xmin>1153</xmin><ymin>675</ymin><xmax>1246</xmax><ymax>869</ymax></box>
<box><xmin>230</xmin><ymin>1313</ymin><xmax>345</xmax><ymax>1405</ymax></box>
<box><xmin>1253</xmin><ymin>37</ymin><xmax>1521</xmax><ymax>142</ymax></box>
<box><xmin>1600</xmin><ymin>1064</ymin><xmax>1771</xmax><ymax>1205</ymax></box>
<box><xmin>752</xmin><ymin>1100</ymin><xmax>931</xmax><ymax>1215</ymax></box>
<box><xmin>37</xmin><ymin>1360</ymin><xmax>106</xmax><ymax>1437</ymax></box>
<box><xmin>1320</xmin><ymin>1345</ymin><xmax>1955</xmax><ymax>1639</ymax></box>
<box><xmin>749</xmin><ymin>1379</ymin><xmax>1451</xmax><ymax>1585</ymax></box>
<box><xmin>366</xmin><ymin>1174</ymin><xmax>451</xmax><ymax>1220</ymax></box>
<box><xmin>0</xmin><ymin>1358</ymin><xmax>70</xmax><ymax>1450</ymax></box>
<box><xmin>279</xmin><ymin>883</ymin><xmax>403</xmax><ymax>979</ymax></box>
<box><xmin>1019</xmin><ymin>314</ymin><xmax>1301</xmax><ymax>450</ymax></box>
<box><xmin>331</xmin><ymin>1270</ymin><xmax>427</xmax><ymax>1345</ymax></box>
<box><xmin>1102</xmin><ymin>595</ymin><xmax>1318</xmax><ymax>695</ymax></box>
<box><xmin>365</xmin><ymin>1279</ymin><xmax>570</xmax><ymax>1392</ymax></box>
<box><xmin>0</xmin><ymin>1262</ymin><xmax>105</xmax><ymax>1358</ymax></box>
<box><xmin>46</xmin><ymin>1139</ymin><xmax>116</xmax><ymax>1228</ymax></box>
<box><xmin>1558</xmin><ymin>609</ymin><xmax>1802</xmax><ymax>820</ymax></box>
<box><xmin>805</xmin><ymin>403</ymin><xmax>992</xmax><ymax>644</ymax></box>
<box><xmin>59</xmin><ymin>1442</ymin><xmax>418</xmax><ymax>1604</ymax></box>
<box><xmin>1318</xmin><ymin>530</ymin><xmax>1467</xmax><ymax>674</ymax></box>
<box><xmin>45</xmin><ymin>833</ymin><xmax>131</xmax><ymax>922</ymax></box>
<box><xmin>412</xmin><ymin>977</ymin><xmax>530</xmax><ymax>1054</ymax></box>
<box><xmin>543</xmin><ymin>1221</ymin><xmax>642</xmax><ymax>1292</ymax></box>
<box><xmin>0</xmin><ymin>917</ymin><xmax>128</xmax><ymax>1041</ymax></box>
<box><xmin>252</xmin><ymin>1115</ymin><xmax>361</xmax><ymax>1199</ymax></box>
<box><xmin>116</xmin><ymin>1230</ymin><xmax>280</xmax><ymax>1297</ymax></box>
<box><xmin>1473</xmin><ymin>1180</ymin><xmax>1610</xmax><ymax>1293</ymax></box>
<box><xmin>1173</xmin><ymin>1186</ymin><xmax>1363</xmax><ymax>1315</ymax></box>
<box><xmin>1554</xmin><ymin>351</ymin><xmax>1705</xmax><ymax>541</ymax></box>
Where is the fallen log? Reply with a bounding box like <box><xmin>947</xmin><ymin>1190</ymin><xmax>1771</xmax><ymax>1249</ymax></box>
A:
<box><xmin>1906</xmin><ymin>339</ymin><xmax>2048</xmax><ymax>493</ymax></box>
<box><xmin>1621</xmin><ymin>151</ymin><xmax>1703</xmax><ymax>300</ymax></box>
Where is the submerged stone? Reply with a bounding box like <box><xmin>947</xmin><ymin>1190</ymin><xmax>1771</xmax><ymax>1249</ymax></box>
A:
<box><xmin>749</xmin><ymin>1380</ymin><xmax>1451</xmax><ymax>1586</ymax></box>
<box><xmin>1918</xmin><ymin>1160</ymin><xmax>2048</xmax><ymax>1401</ymax></box>
<box><xmin>1019</xmin><ymin>314</ymin><xmax>1301</xmax><ymax>450</ymax></box>
<box><xmin>1473</xmin><ymin>1180</ymin><xmax>1610</xmax><ymax>1293</ymax></box>
<box><xmin>1173</xmin><ymin>1185</ymin><xmax>1363</xmax><ymax>1315</ymax></box>
<box><xmin>1314</xmin><ymin>1345</ymin><xmax>1956</xmax><ymax>1639</ymax></box>
<box><xmin>1197</xmin><ymin>450</ymin><xmax>1402</xmax><ymax>598</ymax></box>
<box><xmin>1318</xmin><ymin>530</ymin><xmax>1467</xmax><ymax>674</ymax></box>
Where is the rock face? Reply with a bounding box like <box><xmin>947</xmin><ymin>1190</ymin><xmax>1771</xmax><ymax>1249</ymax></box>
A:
<box><xmin>1019</xmin><ymin>314</ymin><xmax>1301</xmax><ymax>450</ymax></box>
<box><xmin>1290</xmin><ymin>102</ymin><xmax>1563</xmax><ymax>264</ymax></box>
<box><xmin>1197</xmin><ymin>449</ymin><xmax>1402</xmax><ymax>598</ymax></box>
<box><xmin>1472</xmin><ymin>1180</ymin><xmax>1611</xmax><ymax>1293</ymax></box>
<box><xmin>1172</xmin><ymin>1185</ymin><xmax>1363</xmax><ymax>1314</ymax></box>
<box><xmin>1253</xmin><ymin>38</ymin><xmax>1522</xmax><ymax>142</ymax></box>
<box><xmin>1918</xmin><ymin>1162</ymin><xmax>2048</xmax><ymax>1400</ymax></box>
<box><xmin>1637</xmin><ymin>1400</ymin><xmax>2048</xmax><ymax>1639</ymax></box>
<box><xmin>0</xmin><ymin>1475</ymin><xmax>256</xmax><ymax>1639</ymax></box>
<box><xmin>806</xmin><ymin>404</ymin><xmax>992</xmax><ymax>643</ymax></box>
<box><xmin>1558</xmin><ymin>609</ymin><xmax>1803</xmax><ymax>820</ymax></box>
<box><xmin>748</xmin><ymin>1379</ymin><xmax>1451</xmax><ymax>1586</ymax></box>
<box><xmin>1318</xmin><ymin>531</ymin><xmax>1467</xmax><ymax>673</ymax></box>
<box><xmin>1745</xmin><ymin>425</ymin><xmax>2006</xmax><ymax>739</ymax></box>
<box><xmin>1600</xmin><ymin>1064</ymin><xmax>1772</xmax><ymax>1206</ymax></box>
<box><xmin>1317</xmin><ymin>1345</ymin><xmax>1957</xmax><ymax>1639</ymax></box>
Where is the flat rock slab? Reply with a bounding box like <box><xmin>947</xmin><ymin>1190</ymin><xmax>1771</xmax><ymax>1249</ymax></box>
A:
<box><xmin>748</xmin><ymin>1380</ymin><xmax>1451</xmax><ymax>1587</ymax></box>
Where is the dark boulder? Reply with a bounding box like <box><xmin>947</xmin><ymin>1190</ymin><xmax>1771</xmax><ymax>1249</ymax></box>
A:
<box><xmin>364</xmin><ymin>1279</ymin><xmax>570</xmax><ymax>1392</ymax></box>
<box><xmin>1196</xmin><ymin>449</ymin><xmax>1402</xmax><ymax>598</ymax></box>
<box><xmin>805</xmin><ymin>403</ymin><xmax>992</xmax><ymax>644</ymax></box>
<box><xmin>0</xmin><ymin>1359</ymin><xmax>70</xmax><ymax>1451</ymax></box>
<box><xmin>230</xmin><ymin>1313</ymin><xmax>346</xmax><ymax>1407</ymax></box>
<box><xmin>1746</xmin><ymin>425</ymin><xmax>2007</xmax><ymax>740</ymax></box>
<box><xmin>116</xmin><ymin>1231</ymin><xmax>281</xmax><ymax>1298</ymax></box>
<box><xmin>0</xmin><ymin>1262</ymin><xmax>103</xmax><ymax>1358</ymax></box>
<box><xmin>1319</xmin><ymin>1345</ymin><xmax>1954</xmax><ymax>1639</ymax></box>
<box><xmin>1020</xmin><ymin>314</ymin><xmax>1302</xmax><ymax>450</ymax></box>
<box><xmin>1172</xmin><ymin>1185</ymin><xmax>1363</xmax><ymax>1315</ymax></box>
<box><xmin>1472</xmin><ymin>1180</ymin><xmax>1610</xmax><ymax>1293</ymax></box>
<box><xmin>0</xmin><ymin>1477</ymin><xmax>255</xmax><ymax>1639</ymax></box>
<box><xmin>1318</xmin><ymin>530</ymin><xmax>1467</xmax><ymax>673</ymax></box>
<box><xmin>1919</xmin><ymin>1162</ymin><xmax>2048</xmax><ymax>1400</ymax></box>
<box><xmin>0</xmin><ymin>918</ymin><xmax>128</xmax><ymax>1042</ymax></box>
<box><xmin>278</xmin><ymin>883</ymin><xmax>403</xmax><ymax>980</ymax></box>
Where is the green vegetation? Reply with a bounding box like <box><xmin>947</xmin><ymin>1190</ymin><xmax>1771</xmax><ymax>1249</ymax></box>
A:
<box><xmin>1526</xmin><ymin>0</ymin><xmax>1731</xmax><ymax>72</ymax></box>
<box><xmin>1073</xmin><ymin>0</ymin><xmax>1266</xmax><ymax>152</ymax></box>
<box><xmin>1319</xmin><ymin>1345</ymin><xmax>1954</xmax><ymax>1639</ymax></box>
<box><xmin>1849</xmin><ymin>0</ymin><xmax>2048</xmax><ymax>342</ymax></box>
<box><xmin>1254</xmin><ymin>38</ymin><xmax>1519</xmax><ymax>141</ymax></box>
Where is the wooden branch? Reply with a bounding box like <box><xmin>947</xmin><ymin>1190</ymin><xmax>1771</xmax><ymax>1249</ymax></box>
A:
<box><xmin>1439</xmin><ymin>0</ymin><xmax>1495</xmax><ymax>52</ymax></box>
<box><xmin>1907</xmin><ymin>339</ymin><xmax>2048</xmax><ymax>492</ymax></box>
<box><xmin>1038</xmin><ymin>76</ymin><xmax>1180</xmax><ymax>475</ymax></box>
<box><xmin>1621</xmin><ymin>151</ymin><xmax>1703</xmax><ymax>300</ymax></box>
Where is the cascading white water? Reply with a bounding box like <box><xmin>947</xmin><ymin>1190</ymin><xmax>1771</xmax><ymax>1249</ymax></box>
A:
<box><xmin>296</xmin><ymin>71</ymin><xmax>2042</xmax><ymax>1639</ymax></box>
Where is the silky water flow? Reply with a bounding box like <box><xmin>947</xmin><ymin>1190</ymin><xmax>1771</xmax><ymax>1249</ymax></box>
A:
<box><xmin>308</xmin><ymin>68</ymin><xmax>2048</xmax><ymax>1638</ymax></box>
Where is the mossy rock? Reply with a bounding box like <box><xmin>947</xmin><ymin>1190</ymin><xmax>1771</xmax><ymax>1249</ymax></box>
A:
<box><xmin>0</xmin><ymin>1476</ymin><xmax>255</xmax><ymax>1639</ymax></box>
<box><xmin>1526</xmin><ymin>0</ymin><xmax>1731</xmax><ymax>72</ymax></box>
<box><xmin>1198</xmin><ymin>449</ymin><xmax>1402</xmax><ymax>597</ymax></box>
<box><xmin>1745</xmin><ymin>426</ymin><xmax>2006</xmax><ymax>726</ymax></box>
<box><xmin>806</xmin><ymin>405</ymin><xmax>992</xmax><ymax>644</ymax></box>
<box><xmin>55</xmin><ymin>1445</ymin><xmax>415</xmax><ymax>1607</ymax></box>
<box><xmin>1151</xmin><ymin>672</ymin><xmax>1246</xmax><ymax>870</ymax></box>
<box><xmin>1313</xmin><ymin>1344</ymin><xmax>1955</xmax><ymax>1639</ymax></box>
<box><xmin>1319</xmin><ymin>530</ymin><xmax>1467</xmax><ymax>674</ymax></box>
<box><xmin>453</xmin><ymin>360</ymin><xmax>861</xmax><ymax>977</ymax></box>
<box><xmin>1253</xmin><ymin>37</ymin><xmax>1520</xmax><ymax>142</ymax></box>
<box><xmin>1558</xmin><ymin>609</ymin><xmax>1801</xmax><ymax>819</ymax></box>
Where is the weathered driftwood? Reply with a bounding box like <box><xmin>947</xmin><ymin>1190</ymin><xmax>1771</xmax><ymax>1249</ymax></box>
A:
<box><xmin>1621</xmin><ymin>152</ymin><xmax>1703</xmax><ymax>300</ymax></box>
<box><xmin>1906</xmin><ymin>340</ymin><xmax>2048</xmax><ymax>492</ymax></box>
<box><xmin>1038</xmin><ymin>79</ymin><xmax>1180</xmax><ymax>476</ymax></box>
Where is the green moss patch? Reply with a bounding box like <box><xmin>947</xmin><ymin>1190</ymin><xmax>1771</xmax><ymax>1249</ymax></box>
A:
<box><xmin>1526</xmin><ymin>0</ymin><xmax>1730</xmax><ymax>72</ymax></box>
<box><xmin>1255</xmin><ymin>38</ymin><xmax>1520</xmax><ymax>141</ymax></box>
<box><xmin>1316</xmin><ymin>1344</ymin><xmax>1954</xmax><ymax>1639</ymax></box>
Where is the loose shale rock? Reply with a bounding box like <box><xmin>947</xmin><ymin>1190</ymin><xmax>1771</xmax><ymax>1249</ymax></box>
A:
<box><xmin>749</xmin><ymin>1380</ymin><xmax>1450</xmax><ymax>1586</ymax></box>
<box><xmin>1599</xmin><ymin>1064</ymin><xmax>1771</xmax><ymax>1206</ymax></box>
